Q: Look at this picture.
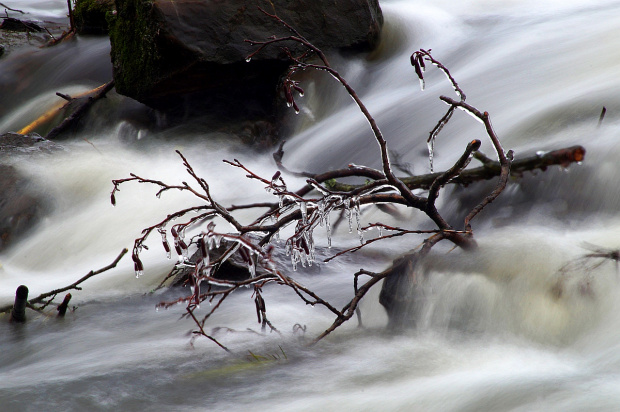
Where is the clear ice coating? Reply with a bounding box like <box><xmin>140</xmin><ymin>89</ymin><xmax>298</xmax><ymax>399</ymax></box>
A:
<box><xmin>457</xmin><ymin>106</ymin><xmax>485</xmax><ymax>124</ymax></box>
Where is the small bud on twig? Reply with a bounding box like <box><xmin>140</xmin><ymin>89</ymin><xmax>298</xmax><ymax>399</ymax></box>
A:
<box><xmin>57</xmin><ymin>293</ymin><xmax>72</xmax><ymax>317</ymax></box>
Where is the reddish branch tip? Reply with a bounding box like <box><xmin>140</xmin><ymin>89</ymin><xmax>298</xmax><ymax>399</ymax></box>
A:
<box><xmin>573</xmin><ymin>147</ymin><xmax>585</xmax><ymax>162</ymax></box>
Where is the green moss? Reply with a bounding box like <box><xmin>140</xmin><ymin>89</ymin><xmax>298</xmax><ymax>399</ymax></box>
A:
<box><xmin>107</xmin><ymin>0</ymin><xmax>162</xmax><ymax>100</ymax></box>
<box><xmin>73</xmin><ymin>0</ymin><xmax>115</xmax><ymax>34</ymax></box>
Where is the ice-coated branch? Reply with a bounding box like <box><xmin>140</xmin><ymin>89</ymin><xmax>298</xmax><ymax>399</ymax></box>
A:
<box><xmin>109</xmin><ymin>11</ymin><xmax>586</xmax><ymax>348</ymax></box>
<box><xmin>247</xmin><ymin>7</ymin><xmax>423</xmax><ymax>212</ymax></box>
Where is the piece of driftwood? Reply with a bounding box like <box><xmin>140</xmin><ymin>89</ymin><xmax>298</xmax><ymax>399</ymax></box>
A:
<box><xmin>44</xmin><ymin>80</ymin><xmax>115</xmax><ymax>139</ymax></box>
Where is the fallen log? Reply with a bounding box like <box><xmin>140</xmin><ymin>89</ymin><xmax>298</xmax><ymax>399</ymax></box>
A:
<box><xmin>16</xmin><ymin>81</ymin><xmax>115</xmax><ymax>139</ymax></box>
<box><xmin>326</xmin><ymin>145</ymin><xmax>586</xmax><ymax>192</ymax></box>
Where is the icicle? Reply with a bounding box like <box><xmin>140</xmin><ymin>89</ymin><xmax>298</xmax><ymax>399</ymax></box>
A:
<box><xmin>303</xmin><ymin>232</ymin><xmax>314</xmax><ymax>263</ymax></box>
<box><xmin>301</xmin><ymin>201</ymin><xmax>308</xmax><ymax>223</ymax></box>
<box><xmin>427</xmin><ymin>138</ymin><xmax>435</xmax><ymax>173</ymax></box>
<box><xmin>291</xmin><ymin>249</ymin><xmax>298</xmax><ymax>271</ymax></box>
<box><xmin>317</xmin><ymin>201</ymin><xmax>326</xmax><ymax>227</ymax></box>
<box><xmin>353</xmin><ymin>197</ymin><xmax>363</xmax><ymax>244</ymax></box>
<box><xmin>158</xmin><ymin>229</ymin><xmax>171</xmax><ymax>260</ymax></box>
<box><xmin>378</xmin><ymin>225</ymin><xmax>383</xmax><ymax>237</ymax></box>
<box><xmin>325</xmin><ymin>213</ymin><xmax>332</xmax><ymax>248</ymax></box>
<box><xmin>344</xmin><ymin>198</ymin><xmax>353</xmax><ymax>233</ymax></box>
<box><xmin>248</xmin><ymin>255</ymin><xmax>256</xmax><ymax>277</ymax></box>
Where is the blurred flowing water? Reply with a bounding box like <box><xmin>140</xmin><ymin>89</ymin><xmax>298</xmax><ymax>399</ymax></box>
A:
<box><xmin>2</xmin><ymin>0</ymin><xmax>620</xmax><ymax>410</ymax></box>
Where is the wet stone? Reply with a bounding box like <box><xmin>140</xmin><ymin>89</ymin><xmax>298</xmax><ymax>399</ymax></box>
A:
<box><xmin>0</xmin><ymin>18</ymin><xmax>43</xmax><ymax>33</ymax></box>
<box><xmin>0</xmin><ymin>132</ymin><xmax>65</xmax><ymax>156</ymax></box>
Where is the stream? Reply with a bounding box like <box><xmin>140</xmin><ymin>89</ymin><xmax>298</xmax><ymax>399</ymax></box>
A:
<box><xmin>2</xmin><ymin>0</ymin><xmax>620</xmax><ymax>410</ymax></box>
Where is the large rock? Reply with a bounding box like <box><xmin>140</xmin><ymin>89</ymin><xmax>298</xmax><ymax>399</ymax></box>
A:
<box><xmin>379</xmin><ymin>253</ymin><xmax>421</xmax><ymax>329</ymax></box>
<box><xmin>108</xmin><ymin>0</ymin><xmax>383</xmax><ymax>120</ymax></box>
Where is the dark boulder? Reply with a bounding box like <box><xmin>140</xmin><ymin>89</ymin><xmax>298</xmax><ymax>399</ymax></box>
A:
<box><xmin>108</xmin><ymin>0</ymin><xmax>383</xmax><ymax>121</ymax></box>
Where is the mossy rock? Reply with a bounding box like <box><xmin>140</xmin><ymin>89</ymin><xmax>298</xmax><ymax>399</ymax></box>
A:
<box><xmin>107</xmin><ymin>0</ymin><xmax>171</xmax><ymax>103</ymax></box>
<box><xmin>108</xmin><ymin>0</ymin><xmax>383</xmax><ymax>118</ymax></box>
<box><xmin>74</xmin><ymin>0</ymin><xmax>115</xmax><ymax>34</ymax></box>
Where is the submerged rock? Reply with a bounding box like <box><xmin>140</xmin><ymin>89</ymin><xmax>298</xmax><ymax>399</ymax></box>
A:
<box><xmin>0</xmin><ymin>132</ymin><xmax>64</xmax><ymax>155</ymax></box>
<box><xmin>379</xmin><ymin>253</ymin><xmax>421</xmax><ymax>329</ymax></box>
<box><xmin>0</xmin><ymin>163</ymin><xmax>48</xmax><ymax>251</ymax></box>
<box><xmin>0</xmin><ymin>133</ymin><xmax>62</xmax><ymax>250</ymax></box>
<box><xmin>108</xmin><ymin>0</ymin><xmax>383</xmax><ymax>121</ymax></box>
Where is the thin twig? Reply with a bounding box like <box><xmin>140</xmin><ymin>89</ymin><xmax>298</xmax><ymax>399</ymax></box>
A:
<box><xmin>0</xmin><ymin>2</ymin><xmax>23</xmax><ymax>14</ymax></box>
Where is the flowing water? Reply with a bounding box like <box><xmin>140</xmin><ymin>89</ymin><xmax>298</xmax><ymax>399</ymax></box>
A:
<box><xmin>2</xmin><ymin>0</ymin><xmax>620</xmax><ymax>410</ymax></box>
